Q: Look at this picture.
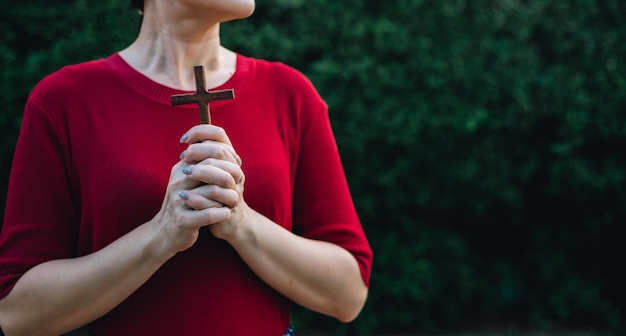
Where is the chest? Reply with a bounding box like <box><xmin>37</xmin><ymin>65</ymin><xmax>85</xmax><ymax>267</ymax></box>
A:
<box><xmin>67</xmin><ymin>98</ymin><xmax>296</xmax><ymax>249</ymax></box>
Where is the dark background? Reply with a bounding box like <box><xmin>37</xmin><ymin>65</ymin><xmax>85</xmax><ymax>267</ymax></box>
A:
<box><xmin>1</xmin><ymin>0</ymin><xmax>625</xmax><ymax>334</ymax></box>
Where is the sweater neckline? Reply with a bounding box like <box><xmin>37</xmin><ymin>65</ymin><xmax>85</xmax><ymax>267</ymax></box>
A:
<box><xmin>104</xmin><ymin>52</ymin><xmax>252</xmax><ymax>106</ymax></box>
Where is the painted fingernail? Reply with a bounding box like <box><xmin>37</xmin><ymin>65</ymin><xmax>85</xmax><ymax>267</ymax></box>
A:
<box><xmin>178</xmin><ymin>191</ymin><xmax>189</xmax><ymax>200</ymax></box>
<box><xmin>179</xmin><ymin>150</ymin><xmax>186</xmax><ymax>160</ymax></box>
<box><xmin>182</xmin><ymin>166</ymin><xmax>192</xmax><ymax>175</ymax></box>
<box><xmin>180</xmin><ymin>133</ymin><xmax>189</xmax><ymax>143</ymax></box>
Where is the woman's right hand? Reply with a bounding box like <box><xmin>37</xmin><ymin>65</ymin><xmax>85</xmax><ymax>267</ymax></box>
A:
<box><xmin>0</xmin><ymin>127</ymin><xmax>243</xmax><ymax>335</ymax></box>
<box><xmin>149</xmin><ymin>126</ymin><xmax>242</xmax><ymax>257</ymax></box>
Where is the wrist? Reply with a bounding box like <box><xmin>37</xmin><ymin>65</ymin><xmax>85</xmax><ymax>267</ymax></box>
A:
<box><xmin>142</xmin><ymin>217</ymin><xmax>177</xmax><ymax>264</ymax></box>
<box><xmin>222</xmin><ymin>202</ymin><xmax>255</xmax><ymax>246</ymax></box>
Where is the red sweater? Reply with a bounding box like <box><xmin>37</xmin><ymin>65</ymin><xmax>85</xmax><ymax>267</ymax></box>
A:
<box><xmin>0</xmin><ymin>54</ymin><xmax>372</xmax><ymax>335</ymax></box>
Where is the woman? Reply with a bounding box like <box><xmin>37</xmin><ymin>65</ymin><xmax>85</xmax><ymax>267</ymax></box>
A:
<box><xmin>0</xmin><ymin>0</ymin><xmax>372</xmax><ymax>335</ymax></box>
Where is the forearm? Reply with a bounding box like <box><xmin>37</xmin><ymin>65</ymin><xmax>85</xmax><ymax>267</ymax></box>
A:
<box><xmin>0</xmin><ymin>221</ymin><xmax>172</xmax><ymax>336</ymax></box>
<box><xmin>225</xmin><ymin>204</ymin><xmax>368</xmax><ymax>322</ymax></box>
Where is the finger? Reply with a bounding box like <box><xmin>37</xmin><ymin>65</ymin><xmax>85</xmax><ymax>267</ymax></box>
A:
<box><xmin>182</xmin><ymin>164</ymin><xmax>237</xmax><ymax>189</ymax></box>
<box><xmin>180</xmin><ymin>125</ymin><xmax>232</xmax><ymax>147</ymax></box>
<box><xmin>169</xmin><ymin>161</ymin><xmax>203</xmax><ymax>191</ymax></box>
<box><xmin>181</xmin><ymin>141</ymin><xmax>238</xmax><ymax>165</ymax></box>
<box><xmin>179</xmin><ymin>205</ymin><xmax>232</xmax><ymax>227</ymax></box>
<box><xmin>177</xmin><ymin>190</ymin><xmax>225</xmax><ymax>210</ymax></box>
<box><xmin>198</xmin><ymin>158</ymin><xmax>244</xmax><ymax>185</ymax></box>
<box><xmin>190</xmin><ymin>184</ymin><xmax>240</xmax><ymax>208</ymax></box>
<box><xmin>202</xmin><ymin>140</ymin><xmax>243</xmax><ymax>166</ymax></box>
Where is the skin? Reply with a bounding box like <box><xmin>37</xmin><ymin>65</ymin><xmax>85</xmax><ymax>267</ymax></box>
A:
<box><xmin>0</xmin><ymin>1</ymin><xmax>368</xmax><ymax>335</ymax></box>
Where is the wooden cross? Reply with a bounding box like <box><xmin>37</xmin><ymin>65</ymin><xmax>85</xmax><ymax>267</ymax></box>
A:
<box><xmin>170</xmin><ymin>65</ymin><xmax>235</xmax><ymax>124</ymax></box>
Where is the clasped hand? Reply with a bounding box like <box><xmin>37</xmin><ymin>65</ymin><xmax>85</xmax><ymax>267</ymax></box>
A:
<box><xmin>153</xmin><ymin>125</ymin><xmax>246</xmax><ymax>255</ymax></box>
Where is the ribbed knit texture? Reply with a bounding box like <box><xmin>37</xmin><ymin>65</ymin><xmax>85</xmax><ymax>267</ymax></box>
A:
<box><xmin>0</xmin><ymin>53</ymin><xmax>372</xmax><ymax>335</ymax></box>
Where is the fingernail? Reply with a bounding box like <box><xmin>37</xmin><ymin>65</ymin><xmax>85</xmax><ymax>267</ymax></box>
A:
<box><xmin>182</xmin><ymin>166</ymin><xmax>192</xmax><ymax>175</ymax></box>
<box><xmin>235</xmin><ymin>155</ymin><xmax>242</xmax><ymax>166</ymax></box>
<box><xmin>180</xmin><ymin>133</ymin><xmax>189</xmax><ymax>143</ymax></box>
<box><xmin>178</xmin><ymin>191</ymin><xmax>189</xmax><ymax>200</ymax></box>
<box><xmin>179</xmin><ymin>150</ymin><xmax>186</xmax><ymax>160</ymax></box>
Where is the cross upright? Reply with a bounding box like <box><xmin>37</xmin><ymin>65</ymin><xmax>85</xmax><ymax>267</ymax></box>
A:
<box><xmin>171</xmin><ymin>65</ymin><xmax>235</xmax><ymax>124</ymax></box>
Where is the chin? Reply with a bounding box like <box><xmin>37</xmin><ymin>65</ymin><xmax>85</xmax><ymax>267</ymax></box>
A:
<box><xmin>229</xmin><ymin>0</ymin><xmax>255</xmax><ymax>20</ymax></box>
<box><xmin>179</xmin><ymin>0</ymin><xmax>256</xmax><ymax>22</ymax></box>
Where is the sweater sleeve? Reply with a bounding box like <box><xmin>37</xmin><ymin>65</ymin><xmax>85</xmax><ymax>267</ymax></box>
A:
<box><xmin>0</xmin><ymin>84</ymin><xmax>79</xmax><ymax>299</ymax></box>
<box><xmin>291</xmin><ymin>80</ymin><xmax>373</xmax><ymax>287</ymax></box>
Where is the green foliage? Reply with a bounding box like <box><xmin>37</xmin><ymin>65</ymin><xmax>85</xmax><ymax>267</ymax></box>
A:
<box><xmin>1</xmin><ymin>0</ymin><xmax>625</xmax><ymax>334</ymax></box>
<box><xmin>0</xmin><ymin>0</ymin><xmax>138</xmax><ymax>209</ymax></box>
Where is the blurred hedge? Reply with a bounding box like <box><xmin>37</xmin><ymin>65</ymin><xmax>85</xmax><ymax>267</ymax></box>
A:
<box><xmin>1</xmin><ymin>0</ymin><xmax>625</xmax><ymax>334</ymax></box>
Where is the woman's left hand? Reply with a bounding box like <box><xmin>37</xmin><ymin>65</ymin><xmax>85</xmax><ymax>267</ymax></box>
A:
<box><xmin>178</xmin><ymin>125</ymin><xmax>247</xmax><ymax>239</ymax></box>
<box><xmin>178</xmin><ymin>127</ymin><xmax>367</xmax><ymax>323</ymax></box>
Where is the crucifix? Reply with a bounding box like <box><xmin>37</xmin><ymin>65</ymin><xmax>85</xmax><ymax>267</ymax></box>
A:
<box><xmin>170</xmin><ymin>65</ymin><xmax>235</xmax><ymax>124</ymax></box>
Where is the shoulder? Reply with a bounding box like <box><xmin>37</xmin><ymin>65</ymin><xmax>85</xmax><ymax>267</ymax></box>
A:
<box><xmin>242</xmin><ymin>55</ymin><xmax>324</xmax><ymax>103</ymax></box>
<box><xmin>256</xmin><ymin>58</ymin><xmax>310</xmax><ymax>84</ymax></box>
<box><xmin>28</xmin><ymin>56</ymin><xmax>113</xmax><ymax>106</ymax></box>
<box><xmin>23</xmin><ymin>56</ymin><xmax>118</xmax><ymax>133</ymax></box>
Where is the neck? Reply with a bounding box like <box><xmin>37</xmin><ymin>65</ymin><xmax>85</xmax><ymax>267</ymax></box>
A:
<box><xmin>119</xmin><ymin>12</ymin><xmax>236</xmax><ymax>91</ymax></box>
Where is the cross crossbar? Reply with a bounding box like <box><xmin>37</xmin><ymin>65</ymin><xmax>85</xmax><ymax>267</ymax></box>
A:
<box><xmin>170</xmin><ymin>65</ymin><xmax>235</xmax><ymax>124</ymax></box>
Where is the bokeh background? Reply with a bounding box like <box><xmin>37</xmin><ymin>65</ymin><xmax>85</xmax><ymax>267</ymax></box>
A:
<box><xmin>1</xmin><ymin>0</ymin><xmax>625</xmax><ymax>334</ymax></box>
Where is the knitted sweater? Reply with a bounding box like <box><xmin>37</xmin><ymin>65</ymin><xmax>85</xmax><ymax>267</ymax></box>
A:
<box><xmin>0</xmin><ymin>53</ymin><xmax>372</xmax><ymax>335</ymax></box>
